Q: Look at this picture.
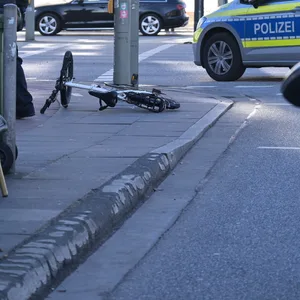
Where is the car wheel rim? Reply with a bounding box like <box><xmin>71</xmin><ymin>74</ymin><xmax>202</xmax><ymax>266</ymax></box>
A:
<box><xmin>39</xmin><ymin>16</ymin><xmax>57</xmax><ymax>34</ymax></box>
<box><xmin>141</xmin><ymin>16</ymin><xmax>160</xmax><ymax>34</ymax></box>
<box><xmin>208</xmin><ymin>41</ymin><xmax>233</xmax><ymax>75</ymax></box>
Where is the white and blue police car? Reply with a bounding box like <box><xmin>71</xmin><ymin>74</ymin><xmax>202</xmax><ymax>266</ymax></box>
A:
<box><xmin>193</xmin><ymin>0</ymin><xmax>300</xmax><ymax>81</ymax></box>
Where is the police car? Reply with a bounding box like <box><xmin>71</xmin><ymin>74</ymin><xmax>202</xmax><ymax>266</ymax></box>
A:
<box><xmin>193</xmin><ymin>0</ymin><xmax>300</xmax><ymax>81</ymax></box>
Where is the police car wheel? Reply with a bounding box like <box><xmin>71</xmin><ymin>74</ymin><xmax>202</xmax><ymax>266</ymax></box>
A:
<box><xmin>37</xmin><ymin>13</ymin><xmax>61</xmax><ymax>36</ymax></box>
<box><xmin>203</xmin><ymin>33</ymin><xmax>245</xmax><ymax>81</ymax></box>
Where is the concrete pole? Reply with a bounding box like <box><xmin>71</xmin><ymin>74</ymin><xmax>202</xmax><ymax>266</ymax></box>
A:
<box><xmin>25</xmin><ymin>0</ymin><xmax>35</xmax><ymax>41</ymax></box>
<box><xmin>3</xmin><ymin>4</ymin><xmax>17</xmax><ymax>173</ymax></box>
<box><xmin>130</xmin><ymin>0</ymin><xmax>139</xmax><ymax>87</ymax></box>
<box><xmin>113</xmin><ymin>0</ymin><xmax>131</xmax><ymax>85</ymax></box>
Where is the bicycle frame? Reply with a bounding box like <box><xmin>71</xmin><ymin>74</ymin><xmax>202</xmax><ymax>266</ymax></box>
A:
<box><xmin>65</xmin><ymin>81</ymin><xmax>108</xmax><ymax>94</ymax></box>
<box><xmin>64</xmin><ymin>81</ymin><xmax>154</xmax><ymax>102</ymax></box>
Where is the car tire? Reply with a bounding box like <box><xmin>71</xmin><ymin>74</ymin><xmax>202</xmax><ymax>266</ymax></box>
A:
<box><xmin>203</xmin><ymin>32</ymin><xmax>245</xmax><ymax>81</ymax></box>
<box><xmin>37</xmin><ymin>13</ymin><xmax>61</xmax><ymax>36</ymax></box>
<box><xmin>139</xmin><ymin>14</ymin><xmax>162</xmax><ymax>36</ymax></box>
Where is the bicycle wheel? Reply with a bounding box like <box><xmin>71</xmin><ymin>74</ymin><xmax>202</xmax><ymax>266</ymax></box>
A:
<box><xmin>60</xmin><ymin>51</ymin><xmax>74</xmax><ymax>108</ymax></box>
<box><xmin>126</xmin><ymin>92</ymin><xmax>165</xmax><ymax>112</ymax></box>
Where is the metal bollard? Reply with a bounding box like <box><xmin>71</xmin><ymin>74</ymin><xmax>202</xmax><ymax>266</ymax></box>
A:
<box><xmin>25</xmin><ymin>0</ymin><xmax>35</xmax><ymax>41</ymax></box>
<box><xmin>130</xmin><ymin>0</ymin><xmax>139</xmax><ymax>88</ymax></box>
<box><xmin>113</xmin><ymin>0</ymin><xmax>131</xmax><ymax>85</ymax></box>
<box><xmin>3</xmin><ymin>4</ymin><xmax>17</xmax><ymax>173</ymax></box>
<box><xmin>112</xmin><ymin>0</ymin><xmax>139</xmax><ymax>87</ymax></box>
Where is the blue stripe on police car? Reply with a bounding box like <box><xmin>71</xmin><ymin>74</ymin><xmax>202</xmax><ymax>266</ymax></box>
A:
<box><xmin>223</xmin><ymin>16</ymin><xmax>299</xmax><ymax>39</ymax></box>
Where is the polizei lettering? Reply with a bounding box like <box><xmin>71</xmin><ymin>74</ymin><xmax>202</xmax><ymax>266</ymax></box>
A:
<box><xmin>254</xmin><ymin>21</ymin><xmax>295</xmax><ymax>35</ymax></box>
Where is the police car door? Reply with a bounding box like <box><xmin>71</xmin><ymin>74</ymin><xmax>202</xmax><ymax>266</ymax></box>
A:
<box><xmin>244</xmin><ymin>0</ymin><xmax>300</xmax><ymax>65</ymax></box>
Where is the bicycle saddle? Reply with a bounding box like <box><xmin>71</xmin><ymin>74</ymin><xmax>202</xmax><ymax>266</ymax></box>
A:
<box><xmin>88</xmin><ymin>90</ymin><xmax>118</xmax><ymax>108</ymax></box>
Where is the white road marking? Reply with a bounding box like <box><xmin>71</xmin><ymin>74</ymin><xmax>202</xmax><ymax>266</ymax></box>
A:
<box><xmin>95</xmin><ymin>44</ymin><xmax>175</xmax><ymax>82</ymax></box>
<box><xmin>170</xmin><ymin>85</ymin><xmax>276</xmax><ymax>90</ymax></box>
<box><xmin>228</xmin><ymin>104</ymin><xmax>261</xmax><ymax>144</ymax></box>
<box><xmin>20</xmin><ymin>44</ymin><xmax>71</xmax><ymax>58</ymax></box>
<box><xmin>235</xmin><ymin>85</ymin><xmax>274</xmax><ymax>88</ymax></box>
<box><xmin>185</xmin><ymin>85</ymin><xmax>217</xmax><ymax>89</ymax></box>
<box><xmin>247</xmin><ymin>104</ymin><xmax>261</xmax><ymax>120</ymax></box>
<box><xmin>26</xmin><ymin>79</ymin><xmax>56</xmax><ymax>82</ymax></box>
<box><xmin>21</xmin><ymin>43</ymin><xmax>57</xmax><ymax>49</ymax></box>
<box><xmin>138</xmin><ymin>44</ymin><xmax>175</xmax><ymax>61</ymax></box>
<box><xmin>264</xmin><ymin>103</ymin><xmax>292</xmax><ymax>106</ymax></box>
<box><xmin>72</xmin><ymin>93</ymin><xmax>83</xmax><ymax>97</ymax></box>
<box><xmin>67</xmin><ymin>52</ymin><xmax>101</xmax><ymax>56</ymax></box>
<box><xmin>176</xmin><ymin>38</ymin><xmax>193</xmax><ymax>44</ymax></box>
<box><xmin>258</xmin><ymin>147</ymin><xmax>300</xmax><ymax>150</ymax></box>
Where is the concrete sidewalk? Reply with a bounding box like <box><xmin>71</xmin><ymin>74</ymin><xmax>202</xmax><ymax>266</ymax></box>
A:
<box><xmin>0</xmin><ymin>84</ymin><xmax>232</xmax><ymax>300</ymax></box>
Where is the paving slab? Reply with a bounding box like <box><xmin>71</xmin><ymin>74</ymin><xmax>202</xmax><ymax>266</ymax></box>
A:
<box><xmin>0</xmin><ymin>85</ymin><xmax>233</xmax><ymax>300</ymax></box>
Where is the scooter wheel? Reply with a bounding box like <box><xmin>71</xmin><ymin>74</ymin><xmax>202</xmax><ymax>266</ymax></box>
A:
<box><xmin>0</xmin><ymin>142</ymin><xmax>14</xmax><ymax>174</ymax></box>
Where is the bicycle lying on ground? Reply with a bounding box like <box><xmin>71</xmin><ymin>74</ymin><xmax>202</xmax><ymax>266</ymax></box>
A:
<box><xmin>40</xmin><ymin>51</ymin><xmax>180</xmax><ymax>114</ymax></box>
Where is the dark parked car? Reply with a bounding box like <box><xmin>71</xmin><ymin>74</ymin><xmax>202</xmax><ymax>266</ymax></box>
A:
<box><xmin>35</xmin><ymin>0</ymin><xmax>189</xmax><ymax>36</ymax></box>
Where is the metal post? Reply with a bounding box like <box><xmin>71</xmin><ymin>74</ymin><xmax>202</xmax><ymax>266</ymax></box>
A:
<box><xmin>25</xmin><ymin>0</ymin><xmax>35</xmax><ymax>41</ymax></box>
<box><xmin>130</xmin><ymin>0</ymin><xmax>139</xmax><ymax>88</ymax></box>
<box><xmin>194</xmin><ymin>0</ymin><xmax>204</xmax><ymax>32</ymax></box>
<box><xmin>3</xmin><ymin>4</ymin><xmax>17</xmax><ymax>173</ymax></box>
<box><xmin>113</xmin><ymin>0</ymin><xmax>131</xmax><ymax>86</ymax></box>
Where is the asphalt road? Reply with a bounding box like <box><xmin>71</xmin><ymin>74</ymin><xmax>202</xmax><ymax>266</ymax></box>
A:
<box><xmin>19</xmin><ymin>30</ymin><xmax>300</xmax><ymax>300</ymax></box>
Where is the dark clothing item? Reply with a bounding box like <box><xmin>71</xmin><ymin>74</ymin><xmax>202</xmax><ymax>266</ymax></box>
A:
<box><xmin>16</xmin><ymin>56</ymin><xmax>34</xmax><ymax>110</ymax></box>
<box><xmin>16</xmin><ymin>0</ymin><xmax>28</xmax><ymax>19</ymax></box>
<box><xmin>16</xmin><ymin>0</ymin><xmax>28</xmax><ymax>7</ymax></box>
<box><xmin>16</xmin><ymin>49</ymin><xmax>35</xmax><ymax>119</ymax></box>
